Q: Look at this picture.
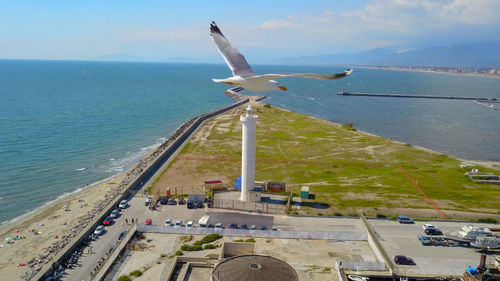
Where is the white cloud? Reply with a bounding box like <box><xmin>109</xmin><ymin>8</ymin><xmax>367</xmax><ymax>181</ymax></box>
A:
<box><xmin>247</xmin><ymin>0</ymin><xmax>500</xmax><ymax>56</ymax></box>
<box><xmin>260</xmin><ymin>18</ymin><xmax>301</xmax><ymax>31</ymax></box>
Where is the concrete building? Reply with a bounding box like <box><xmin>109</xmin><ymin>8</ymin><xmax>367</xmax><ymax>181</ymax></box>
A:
<box><xmin>240</xmin><ymin>105</ymin><xmax>258</xmax><ymax>202</ymax></box>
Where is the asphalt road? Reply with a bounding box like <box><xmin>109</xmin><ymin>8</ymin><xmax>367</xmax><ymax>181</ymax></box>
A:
<box><xmin>62</xmin><ymin>196</ymin><xmax>142</xmax><ymax>281</ymax></box>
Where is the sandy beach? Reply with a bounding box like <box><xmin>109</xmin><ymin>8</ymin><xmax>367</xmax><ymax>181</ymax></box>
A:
<box><xmin>0</xmin><ymin>172</ymin><xmax>129</xmax><ymax>281</ymax></box>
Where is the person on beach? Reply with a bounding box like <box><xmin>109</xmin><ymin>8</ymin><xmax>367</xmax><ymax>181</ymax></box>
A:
<box><xmin>125</xmin><ymin>218</ymin><xmax>128</xmax><ymax>224</ymax></box>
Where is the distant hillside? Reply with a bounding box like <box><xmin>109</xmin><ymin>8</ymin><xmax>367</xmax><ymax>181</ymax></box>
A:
<box><xmin>275</xmin><ymin>42</ymin><xmax>500</xmax><ymax>68</ymax></box>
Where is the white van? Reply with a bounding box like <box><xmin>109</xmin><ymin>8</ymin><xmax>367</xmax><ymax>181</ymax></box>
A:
<box><xmin>198</xmin><ymin>215</ymin><xmax>210</xmax><ymax>227</ymax></box>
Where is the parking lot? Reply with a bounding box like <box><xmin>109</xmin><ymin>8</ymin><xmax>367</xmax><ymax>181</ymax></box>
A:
<box><xmin>368</xmin><ymin>219</ymin><xmax>499</xmax><ymax>275</ymax></box>
<box><xmin>137</xmin><ymin>196</ymin><xmax>366</xmax><ymax>234</ymax></box>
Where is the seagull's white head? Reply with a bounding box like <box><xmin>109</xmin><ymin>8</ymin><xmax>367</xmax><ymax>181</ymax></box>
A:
<box><xmin>269</xmin><ymin>80</ymin><xmax>287</xmax><ymax>92</ymax></box>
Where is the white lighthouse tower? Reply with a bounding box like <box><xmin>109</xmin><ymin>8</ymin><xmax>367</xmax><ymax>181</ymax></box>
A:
<box><xmin>240</xmin><ymin>105</ymin><xmax>258</xmax><ymax>202</ymax></box>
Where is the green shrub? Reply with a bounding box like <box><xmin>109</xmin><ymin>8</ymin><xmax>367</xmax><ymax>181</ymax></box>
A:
<box><xmin>200</xmin><ymin>234</ymin><xmax>223</xmax><ymax>244</ymax></box>
<box><xmin>264</xmin><ymin>104</ymin><xmax>272</xmax><ymax>108</ymax></box>
<box><xmin>245</xmin><ymin>238</ymin><xmax>256</xmax><ymax>243</ymax></box>
<box><xmin>478</xmin><ymin>218</ymin><xmax>497</xmax><ymax>224</ymax></box>
<box><xmin>117</xmin><ymin>276</ymin><xmax>131</xmax><ymax>281</ymax></box>
<box><xmin>376</xmin><ymin>214</ymin><xmax>387</xmax><ymax>218</ymax></box>
<box><xmin>234</xmin><ymin>239</ymin><xmax>244</xmax><ymax>242</ymax></box>
<box><xmin>175</xmin><ymin>250</ymin><xmax>183</xmax><ymax>256</ymax></box>
<box><xmin>341</xmin><ymin>122</ymin><xmax>356</xmax><ymax>131</ymax></box>
<box><xmin>156</xmin><ymin>261</ymin><xmax>161</xmax><ymax>264</ymax></box>
<box><xmin>334</xmin><ymin>212</ymin><xmax>343</xmax><ymax>217</ymax></box>
<box><xmin>130</xmin><ymin>270</ymin><xmax>142</xmax><ymax>277</ymax></box>
<box><xmin>181</xmin><ymin>244</ymin><xmax>204</xmax><ymax>251</ymax></box>
<box><xmin>203</xmin><ymin>244</ymin><xmax>217</xmax><ymax>249</ymax></box>
<box><xmin>160</xmin><ymin>254</ymin><xmax>166</xmax><ymax>258</ymax></box>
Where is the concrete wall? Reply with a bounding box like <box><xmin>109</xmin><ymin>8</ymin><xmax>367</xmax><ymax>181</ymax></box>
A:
<box><xmin>359</xmin><ymin>215</ymin><xmax>393</xmax><ymax>273</ymax></box>
<box><xmin>222</xmin><ymin>242</ymin><xmax>255</xmax><ymax>258</ymax></box>
<box><xmin>338</xmin><ymin>261</ymin><xmax>386</xmax><ymax>271</ymax></box>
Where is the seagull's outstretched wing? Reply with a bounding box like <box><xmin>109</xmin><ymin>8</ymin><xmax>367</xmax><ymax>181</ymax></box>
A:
<box><xmin>250</xmin><ymin>69</ymin><xmax>353</xmax><ymax>81</ymax></box>
<box><xmin>210</xmin><ymin>21</ymin><xmax>255</xmax><ymax>78</ymax></box>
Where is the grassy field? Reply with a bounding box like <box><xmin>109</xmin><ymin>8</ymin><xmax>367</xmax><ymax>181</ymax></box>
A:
<box><xmin>152</xmin><ymin>101</ymin><xmax>500</xmax><ymax>220</ymax></box>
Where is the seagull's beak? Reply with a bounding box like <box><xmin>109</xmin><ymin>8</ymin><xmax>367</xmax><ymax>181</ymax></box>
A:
<box><xmin>279</xmin><ymin>86</ymin><xmax>287</xmax><ymax>91</ymax></box>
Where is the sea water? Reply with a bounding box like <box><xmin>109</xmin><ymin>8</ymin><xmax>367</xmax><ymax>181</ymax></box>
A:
<box><xmin>1</xmin><ymin>60</ymin><xmax>499</xmax><ymax>224</ymax></box>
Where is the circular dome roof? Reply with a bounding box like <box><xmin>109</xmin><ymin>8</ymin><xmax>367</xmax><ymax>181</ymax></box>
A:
<box><xmin>212</xmin><ymin>255</ymin><xmax>298</xmax><ymax>281</ymax></box>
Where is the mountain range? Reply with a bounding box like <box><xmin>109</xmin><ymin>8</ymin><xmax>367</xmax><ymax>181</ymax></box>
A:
<box><xmin>274</xmin><ymin>42</ymin><xmax>500</xmax><ymax>68</ymax></box>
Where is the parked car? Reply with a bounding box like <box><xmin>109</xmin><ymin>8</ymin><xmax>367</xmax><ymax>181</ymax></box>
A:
<box><xmin>94</xmin><ymin>225</ymin><xmax>105</xmax><ymax>235</ymax></box>
<box><xmin>118</xmin><ymin>231</ymin><xmax>126</xmax><ymax>240</ymax></box>
<box><xmin>145</xmin><ymin>197</ymin><xmax>152</xmax><ymax>206</ymax></box>
<box><xmin>423</xmin><ymin>223</ymin><xmax>437</xmax><ymax>230</ymax></box>
<box><xmin>394</xmin><ymin>255</ymin><xmax>416</xmax><ymax>265</ymax></box>
<box><xmin>272</xmin><ymin>226</ymin><xmax>278</xmax><ymax>231</ymax></box>
<box><xmin>418</xmin><ymin>235</ymin><xmax>431</xmax><ymax>246</ymax></box>
<box><xmin>178</xmin><ymin>197</ymin><xmax>185</xmax><ymax>205</ymax></box>
<box><xmin>187</xmin><ymin>200</ymin><xmax>194</xmax><ymax>209</ymax></box>
<box><xmin>215</xmin><ymin>223</ymin><xmax>223</xmax><ymax>230</ymax></box>
<box><xmin>229</xmin><ymin>223</ymin><xmax>238</xmax><ymax>229</ymax></box>
<box><xmin>186</xmin><ymin>221</ymin><xmax>193</xmax><ymax>228</ymax></box>
<box><xmin>397</xmin><ymin>216</ymin><xmax>414</xmax><ymax>224</ymax></box>
<box><xmin>103</xmin><ymin>216</ymin><xmax>113</xmax><ymax>226</ymax></box>
<box><xmin>425</xmin><ymin>228</ymin><xmax>443</xmax><ymax>235</ymax></box>
<box><xmin>165</xmin><ymin>218</ymin><xmax>172</xmax><ymax>226</ymax></box>
<box><xmin>241</xmin><ymin>224</ymin><xmax>248</xmax><ymax>230</ymax></box>
<box><xmin>118</xmin><ymin>200</ymin><xmax>128</xmax><ymax>209</ymax></box>
<box><xmin>145</xmin><ymin>218</ymin><xmax>152</xmax><ymax>225</ymax></box>
<box><xmin>260</xmin><ymin>225</ymin><xmax>267</xmax><ymax>230</ymax></box>
<box><xmin>250</xmin><ymin>225</ymin><xmax>256</xmax><ymax>230</ymax></box>
<box><xmin>174</xmin><ymin>220</ymin><xmax>183</xmax><ymax>228</ymax></box>
<box><xmin>110</xmin><ymin>209</ymin><xmax>120</xmax><ymax>218</ymax></box>
<box><xmin>160</xmin><ymin>197</ymin><xmax>168</xmax><ymax>205</ymax></box>
<box><xmin>167</xmin><ymin>198</ymin><xmax>176</xmax><ymax>205</ymax></box>
<box><xmin>197</xmin><ymin>202</ymin><xmax>204</xmax><ymax>208</ymax></box>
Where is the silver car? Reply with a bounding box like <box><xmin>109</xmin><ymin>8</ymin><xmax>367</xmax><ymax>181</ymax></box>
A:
<box><xmin>94</xmin><ymin>225</ymin><xmax>105</xmax><ymax>235</ymax></box>
<box><xmin>119</xmin><ymin>200</ymin><xmax>128</xmax><ymax>209</ymax></box>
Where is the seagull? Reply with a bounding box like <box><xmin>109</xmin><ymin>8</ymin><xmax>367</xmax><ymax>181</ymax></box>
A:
<box><xmin>209</xmin><ymin>21</ymin><xmax>352</xmax><ymax>92</ymax></box>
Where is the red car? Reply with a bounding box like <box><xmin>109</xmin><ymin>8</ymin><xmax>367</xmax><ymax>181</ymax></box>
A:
<box><xmin>145</xmin><ymin>218</ymin><xmax>152</xmax><ymax>225</ymax></box>
<box><xmin>103</xmin><ymin>216</ymin><xmax>113</xmax><ymax>226</ymax></box>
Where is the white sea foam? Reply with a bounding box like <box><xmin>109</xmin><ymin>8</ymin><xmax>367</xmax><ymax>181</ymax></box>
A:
<box><xmin>0</xmin><ymin>174</ymin><xmax>119</xmax><ymax>227</ymax></box>
<box><xmin>1</xmin><ymin>136</ymin><xmax>166</xmax><ymax>227</ymax></box>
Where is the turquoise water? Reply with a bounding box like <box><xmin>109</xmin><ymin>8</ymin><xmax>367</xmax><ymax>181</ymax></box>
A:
<box><xmin>1</xmin><ymin>60</ymin><xmax>499</xmax><ymax>224</ymax></box>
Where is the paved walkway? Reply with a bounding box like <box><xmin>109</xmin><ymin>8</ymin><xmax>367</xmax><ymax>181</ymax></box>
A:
<box><xmin>62</xmin><ymin>199</ymin><xmax>143</xmax><ymax>281</ymax></box>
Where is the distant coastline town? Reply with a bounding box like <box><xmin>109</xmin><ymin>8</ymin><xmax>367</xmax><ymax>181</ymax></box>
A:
<box><xmin>359</xmin><ymin>65</ymin><xmax>500</xmax><ymax>78</ymax></box>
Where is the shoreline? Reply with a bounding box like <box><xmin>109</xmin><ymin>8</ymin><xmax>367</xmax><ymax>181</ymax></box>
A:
<box><xmin>356</xmin><ymin>65</ymin><xmax>500</xmax><ymax>80</ymax></box>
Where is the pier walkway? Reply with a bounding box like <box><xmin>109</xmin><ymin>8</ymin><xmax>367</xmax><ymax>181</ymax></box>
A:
<box><xmin>338</xmin><ymin>91</ymin><xmax>499</xmax><ymax>102</ymax></box>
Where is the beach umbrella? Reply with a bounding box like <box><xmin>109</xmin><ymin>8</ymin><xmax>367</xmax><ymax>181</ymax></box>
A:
<box><xmin>62</xmin><ymin>205</ymin><xmax>68</xmax><ymax>209</ymax></box>
<box><xmin>5</xmin><ymin>237</ymin><xmax>12</xmax><ymax>241</ymax></box>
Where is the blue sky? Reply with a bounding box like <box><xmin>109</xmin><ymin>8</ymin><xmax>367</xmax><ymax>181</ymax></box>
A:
<box><xmin>1</xmin><ymin>0</ymin><xmax>499</xmax><ymax>62</ymax></box>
